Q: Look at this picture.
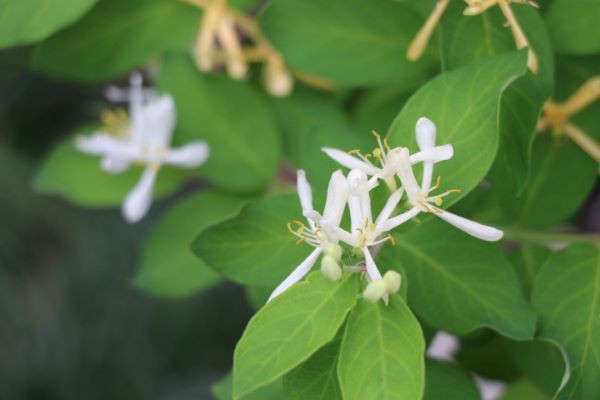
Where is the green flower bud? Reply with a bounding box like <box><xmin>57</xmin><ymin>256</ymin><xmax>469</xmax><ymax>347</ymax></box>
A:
<box><xmin>324</xmin><ymin>243</ymin><xmax>343</xmax><ymax>262</ymax></box>
<box><xmin>383</xmin><ymin>271</ymin><xmax>402</xmax><ymax>294</ymax></box>
<box><xmin>320</xmin><ymin>255</ymin><xmax>342</xmax><ymax>281</ymax></box>
<box><xmin>362</xmin><ymin>280</ymin><xmax>387</xmax><ymax>303</ymax></box>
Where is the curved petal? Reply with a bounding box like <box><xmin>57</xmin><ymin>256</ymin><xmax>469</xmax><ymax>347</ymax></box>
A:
<box><xmin>76</xmin><ymin>134</ymin><xmax>139</xmax><ymax>160</ymax></box>
<box><xmin>122</xmin><ymin>168</ymin><xmax>158</xmax><ymax>224</ymax></box>
<box><xmin>375</xmin><ymin>188</ymin><xmax>404</xmax><ymax>227</ymax></box>
<box><xmin>143</xmin><ymin>95</ymin><xmax>176</xmax><ymax>149</ymax></box>
<box><xmin>267</xmin><ymin>248</ymin><xmax>323</xmax><ymax>302</ymax></box>
<box><xmin>435</xmin><ymin>210</ymin><xmax>504</xmax><ymax>241</ymax></box>
<box><xmin>363</xmin><ymin>247</ymin><xmax>388</xmax><ymax>304</ymax></box>
<box><xmin>409</xmin><ymin>144</ymin><xmax>454</xmax><ymax>164</ymax></box>
<box><xmin>416</xmin><ymin>117</ymin><xmax>436</xmax><ymax>150</ymax></box>
<box><xmin>322</xmin><ymin>170</ymin><xmax>349</xmax><ymax>227</ymax></box>
<box><xmin>379</xmin><ymin>207</ymin><xmax>420</xmax><ymax>232</ymax></box>
<box><xmin>296</xmin><ymin>170</ymin><xmax>313</xmax><ymax>212</ymax></box>
<box><xmin>322</xmin><ymin>147</ymin><xmax>378</xmax><ymax>175</ymax></box>
<box><xmin>164</xmin><ymin>141</ymin><xmax>210</xmax><ymax>168</ymax></box>
<box><xmin>395</xmin><ymin>148</ymin><xmax>422</xmax><ymax>205</ymax></box>
<box><xmin>101</xmin><ymin>156</ymin><xmax>132</xmax><ymax>174</ymax></box>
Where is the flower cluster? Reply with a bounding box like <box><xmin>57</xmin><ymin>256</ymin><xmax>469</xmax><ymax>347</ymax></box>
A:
<box><xmin>269</xmin><ymin>117</ymin><xmax>503</xmax><ymax>304</ymax></box>
<box><xmin>76</xmin><ymin>73</ymin><xmax>210</xmax><ymax>223</ymax></box>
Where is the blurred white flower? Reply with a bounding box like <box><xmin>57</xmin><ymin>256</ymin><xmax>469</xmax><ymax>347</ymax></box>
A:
<box><xmin>76</xmin><ymin>93</ymin><xmax>209</xmax><ymax>223</ymax></box>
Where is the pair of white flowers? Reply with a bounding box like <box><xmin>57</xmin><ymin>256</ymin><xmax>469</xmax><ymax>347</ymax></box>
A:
<box><xmin>76</xmin><ymin>73</ymin><xmax>210</xmax><ymax>223</ymax></box>
<box><xmin>269</xmin><ymin>117</ymin><xmax>503</xmax><ymax>304</ymax></box>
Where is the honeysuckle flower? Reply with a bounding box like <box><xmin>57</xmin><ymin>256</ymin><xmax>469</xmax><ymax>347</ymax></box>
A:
<box><xmin>268</xmin><ymin>170</ymin><xmax>349</xmax><ymax>302</ymax></box>
<box><xmin>76</xmin><ymin>95</ymin><xmax>209</xmax><ymax>223</ymax></box>
<box><xmin>181</xmin><ymin>0</ymin><xmax>294</xmax><ymax>96</ymax></box>
<box><xmin>322</xmin><ymin>131</ymin><xmax>453</xmax><ymax>191</ymax></box>
<box><xmin>332</xmin><ymin>169</ymin><xmax>405</xmax><ymax>303</ymax></box>
<box><xmin>390</xmin><ymin>118</ymin><xmax>503</xmax><ymax>241</ymax></box>
<box><xmin>408</xmin><ymin>0</ymin><xmax>539</xmax><ymax>73</ymax></box>
<box><xmin>538</xmin><ymin>76</ymin><xmax>600</xmax><ymax>163</ymax></box>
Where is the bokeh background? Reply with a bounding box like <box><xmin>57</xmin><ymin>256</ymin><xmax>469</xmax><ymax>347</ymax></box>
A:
<box><xmin>0</xmin><ymin>47</ymin><xmax>254</xmax><ymax>400</ymax></box>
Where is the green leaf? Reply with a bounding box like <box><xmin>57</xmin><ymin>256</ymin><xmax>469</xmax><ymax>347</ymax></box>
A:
<box><xmin>212</xmin><ymin>372</ymin><xmax>284</xmax><ymax>400</ymax></box>
<box><xmin>545</xmin><ymin>0</ymin><xmax>600</xmax><ymax>55</ymax></box>
<box><xmin>159</xmin><ymin>54</ymin><xmax>281</xmax><ymax>193</ymax></box>
<box><xmin>532</xmin><ymin>244</ymin><xmax>600</xmax><ymax>400</ymax></box>
<box><xmin>193</xmin><ymin>193</ymin><xmax>310</xmax><ymax>286</ymax></box>
<box><xmin>502</xmin><ymin>380</ymin><xmax>551</xmax><ymax>400</ymax></box>
<box><xmin>507</xmin><ymin>245</ymin><xmax>552</xmax><ymax>299</ymax></box>
<box><xmin>351</xmin><ymin>85</ymin><xmax>415</xmax><ymax>135</ymax></box>
<box><xmin>424</xmin><ymin>359</ymin><xmax>480</xmax><ymax>400</ymax></box>
<box><xmin>506</xmin><ymin>339</ymin><xmax>567</xmax><ymax>397</ymax></box>
<box><xmin>233</xmin><ymin>272</ymin><xmax>359</xmax><ymax>399</ymax></box>
<box><xmin>437</xmin><ymin>2</ymin><xmax>554</xmax><ymax>195</ymax></box>
<box><xmin>34</xmin><ymin>137</ymin><xmax>185</xmax><ymax>207</ymax></box>
<box><xmin>259</xmin><ymin>0</ymin><xmax>435</xmax><ymax>87</ymax></box>
<box><xmin>282</xmin><ymin>334</ymin><xmax>343</xmax><ymax>400</ymax></box>
<box><xmin>389</xmin><ymin>218</ymin><xmax>536</xmax><ymax>340</ymax></box>
<box><xmin>387</xmin><ymin>51</ymin><xmax>529</xmax><ymax>206</ymax></box>
<box><xmin>497</xmin><ymin>134</ymin><xmax>597</xmax><ymax>229</ymax></box>
<box><xmin>337</xmin><ymin>295</ymin><xmax>425</xmax><ymax>400</ymax></box>
<box><xmin>134</xmin><ymin>191</ymin><xmax>247</xmax><ymax>299</ymax></box>
<box><xmin>456</xmin><ymin>331</ymin><xmax>520</xmax><ymax>381</ymax></box>
<box><xmin>31</xmin><ymin>0</ymin><xmax>199</xmax><ymax>82</ymax></box>
<box><xmin>0</xmin><ymin>0</ymin><xmax>97</xmax><ymax>49</ymax></box>
<box><xmin>269</xmin><ymin>87</ymin><xmax>367</xmax><ymax>188</ymax></box>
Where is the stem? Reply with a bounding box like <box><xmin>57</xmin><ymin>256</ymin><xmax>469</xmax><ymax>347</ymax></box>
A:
<box><xmin>497</xmin><ymin>0</ymin><xmax>538</xmax><ymax>73</ymax></box>
<box><xmin>503</xmin><ymin>228</ymin><xmax>600</xmax><ymax>245</ymax></box>
<box><xmin>563</xmin><ymin>122</ymin><xmax>600</xmax><ymax>163</ymax></box>
<box><xmin>560</xmin><ymin>76</ymin><xmax>600</xmax><ymax>116</ymax></box>
<box><xmin>407</xmin><ymin>0</ymin><xmax>450</xmax><ymax>61</ymax></box>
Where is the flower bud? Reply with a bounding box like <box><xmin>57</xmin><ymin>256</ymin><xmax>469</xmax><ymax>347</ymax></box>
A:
<box><xmin>383</xmin><ymin>271</ymin><xmax>402</xmax><ymax>294</ymax></box>
<box><xmin>320</xmin><ymin>255</ymin><xmax>342</xmax><ymax>281</ymax></box>
<box><xmin>362</xmin><ymin>279</ymin><xmax>387</xmax><ymax>303</ymax></box>
<box><xmin>324</xmin><ymin>243</ymin><xmax>343</xmax><ymax>262</ymax></box>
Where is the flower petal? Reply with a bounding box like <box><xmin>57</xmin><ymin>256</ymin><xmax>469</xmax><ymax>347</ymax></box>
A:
<box><xmin>322</xmin><ymin>170</ymin><xmax>349</xmax><ymax>227</ymax></box>
<box><xmin>75</xmin><ymin>134</ymin><xmax>139</xmax><ymax>160</ymax></box>
<box><xmin>375</xmin><ymin>188</ymin><xmax>404</xmax><ymax>227</ymax></box>
<box><xmin>296</xmin><ymin>170</ymin><xmax>314</xmax><ymax>212</ymax></box>
<box><xmin>435</xmin><ymin>210</ymin><xmax>504</xmax><ymax>241</ymax></box>
<box><xmin>363</xmin><ymin>248</ymin><xmax>388</xmax><ymax>304</ymax></box>
<box><xmin>164</xmin><ymin>141</ymin><xmax>209</xmax><ymax>168</ymax></box>
<box><xmin>379</xmin><ymin>207</ymin><xmax>420</xmax><ymax>232</ymax></box>
<box><xmin>409</xmin><ymin>144</ymin><xmax>454</xmax><ymax>164</ymax></box>
<box><xmin>143</xmin><ymin>95</ymin><xmax>176</xmax><ymax>149</ymax></box>
<box><xmin>122</xmin><ymin>167</ymin><xmax>158</xmax><ymax>224</ymax></box>
<box><xmin>322</xmin><ymin>147</ymin><xmax>378</xmax><ymax>175</ymax></box>
<box><xmin>395</xmin><ymin>148</ymin><xmax>422</xmax><ymax>205</ymax></box>
<box><xmin>416</xmin><ymin>117</ymin><xmax>436</xmax><ymax>150</ymax></box>
<box><xmin>267</xmin><ymin>247</ymin><xmax>323</xmax><ymax>302</ymax></box>
<box><xmin>101</xmin><ymin>157</ymin><xmax>132</xmax><ymax>174</ymax></box>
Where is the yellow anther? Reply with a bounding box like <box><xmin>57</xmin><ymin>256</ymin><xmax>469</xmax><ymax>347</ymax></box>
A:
<box><xmin>383</xmin><ymin>138</ymin><xmax>391</xmax><ymax>151</ymax></box>
<box><xmin>433</xmin><ymin>197</ymin><xmax>443</xmax><ymax>206</ymax></box>
<box><xmin>372</xmin><ymin>148</ymin><xmax>383</xmax><ymax>159</ymax></box>
<box><xmin>371</xmin><ymin>130</ymin><xmax>381</xmax><ymax>138</ymax></box>
<box><xmin>295</xmin><ymin>237</ymin><xmax>305</xmax><ymax>245</ymax></box>
<box><xmin>348</xmin><ymin>149</ymin><xmax>361</xmax><ymax>155</ymax></box>
<box><xmin>364</xmin><ymin>153</ymin><xmax>373</xmax><ymax>159</ymax></box>
<box><xmin>368</xmin><ymin>223</ymin><xmax>377</xmax><ymax>231</ymax></box>
<box><xmin>387</xmin><ymin>234</ymin><xmax>396</xmax><ymax>246</ymax></box>
<box><xmin>434</xmin><ymin>176</ymin><xmax>441</xmax><ymax>190</ymax></box>
<box><xmin>447</xmin><ymin>189</ymin><xmax>462</xmax><ymax>194</ymax></box>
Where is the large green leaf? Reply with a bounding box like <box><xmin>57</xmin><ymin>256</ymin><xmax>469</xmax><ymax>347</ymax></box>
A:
<box><xmin>507</xmin><ymin>245</ymin><xmax>552</xmax><ymax>299</ymax></box>
<box><xmin>390</xmin><ymin>219</ymin><xmax>536</xmax><ymax>340</ymax></box>
<box><xmin>532</xmin><ymin>244</ymin><xmax>600</xmax><ymax>400</ymax></box>
<box><xmin>545</xmin><ymin>0</ymin><xmax>600</xmax><ymax>55</ymax></box>
<box><xmin>259</xmin><ymin>0</ymin><xmax>435</xmax><ymax>87</ymax></box>
<box><xmin>193</xmin><ymin>194</ymin><xmax>310</xmax><ymax>286</ymax></box>
<box><xmin>337</xmin><ymin>295</ymin><xmax>425</xmax><ymax>400</ymax></box>
<box><xmin>269</xmin><ymin>87</ymin><xmax>367</xmax><ymax>188</ymax></box>
<box><xmin>159</xmin><ymin>54</ymin><xmax>281</xmax><ymax>192</ymax></box>
<box><xmin>0</xmin><ymin>0</ymin><xmax>97</xmax><ymax>49</ymax></box>
<box><xmin>497</xmin><ymin>135</ymin><xmax>597</xmax><ymax>229</ymax></box>
<box><xmin>31</xmin><ymin>0</ymin><xmax>199</xmax><ymax>82</ymax></box>
<box><xmin>387</xmin><ymin>51</ymin><xmax>528</xmax><ymax>207</ymax></box>
<box><xmin>134</xmin><ymin>191</ymin><xmax>247</xmax><ymax>298</ymax></box>
<box><xmin>502</xmin><ymin>380</ymin><xmax>551</xmax><ymax>400</ymax></box>
<box><xmin>438</xmin><ymin>2</ymin><xmax>553</xmax><ymax>195</ymax></box>
<box><xmin>233</xmin><ymin>272</ymin><xmax>359</xmax><ymax>399</ymax></box>
<box><xmin>213</xmin><ymin>373</ymin><xmax>284</xmax><ymax>400</ymax></box>
<box><xmin>424</xmin><ymin>359</ymin><xmax>480</xmax><ymax>400</ymax></box>
<box><xmin>34</xmin><ymin>137</ymin><xmax>185</xmax><ymax>207</ymax></box>
<box><xmin>282</xmin><ymin>334</ymin><xmax>342</xmax><ymax>400</ymax></box>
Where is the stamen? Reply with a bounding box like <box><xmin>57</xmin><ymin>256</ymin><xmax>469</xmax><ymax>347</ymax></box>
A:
<box><xmin>388</xmin><ymin>234</ymin><xmax>396</xmax><ymax>246</ymax></box>
<box><xmin>383</xmin><ymin>138</ymin><xmax>391</xmax><ymax>151</ymax></box>
<box><xmin>348</xmin><ymin>149</ymin><xmax>361</xmax><ymax>154</ymax></box>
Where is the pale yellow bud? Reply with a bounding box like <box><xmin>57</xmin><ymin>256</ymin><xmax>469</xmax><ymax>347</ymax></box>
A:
<box><xmin>320</xmin><ymin>255</ymin><xmax>342</xmax><ymax>281</ymax></box>
<box><xmin>383</xmin><ymin>271</ymin><xmax>402</xmax><ymax>294</ymax></box>
<box><xmin>324</xmin><ymin>243</ymin><xmax>343</xmax><ymax>262</ymax></box>
<box><xmin>362</xmin><ymin>280</ymin><xmax>387</xmax><ymax>303</ymax></box>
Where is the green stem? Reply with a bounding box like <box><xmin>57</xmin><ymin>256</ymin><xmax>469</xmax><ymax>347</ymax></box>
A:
<box><xmin>503</xmin><ymin>228</ymin><xmax>600</xmax><ymax>245</ymax></box>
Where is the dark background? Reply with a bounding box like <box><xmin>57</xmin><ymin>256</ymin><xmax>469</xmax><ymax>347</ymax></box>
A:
<box><xmin>0</xmin><ymin>47</ymin><xmax>253</xmax><ymax>400</ymax></box>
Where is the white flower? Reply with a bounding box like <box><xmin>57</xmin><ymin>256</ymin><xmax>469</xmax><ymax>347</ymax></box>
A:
<box><xmin>390</xmin><ymin>117</ymin><xmax>503</xmax><ymax>241</ymax></box>
<box><xmin>76</xmin><ymin>94</ymin><xmax>209</xmax><ymax>223</ymax></box>
<box><xmin>267</xmin><ymin>170</ymin><xmax>349</xmax><ymax>302</ymax></box>
<box><xmin>322</xmin><ymin>130</ymin><xmax>453</xmax><ymax>190</ymax></box>
<box><xmin>332</xmin><ymin>169</ymin><xmax>405</xmax><ymax>304</ymax></box>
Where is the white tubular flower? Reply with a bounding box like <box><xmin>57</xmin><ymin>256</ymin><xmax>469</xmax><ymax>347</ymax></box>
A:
<box><xmin>322</xmin><ymin>131</ymin><xmax>453</xmax><ymax>191</ymax></box>
<box><xmin>390</xmin><ymin>119</ymin><xmax>503</xmax><ymax>241</ymax></box>
<box><xmin>268</xmin><ymin>170</ymin><xmax>349</xmax><ymax>302</ymax></box>
<box><xmin>76</xmin><ymin>94</ymin><xmax>210</xmax><ymax>224</ymax></box>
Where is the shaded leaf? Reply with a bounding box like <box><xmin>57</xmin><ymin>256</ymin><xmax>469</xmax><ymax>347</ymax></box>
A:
<box><xmin>545</xmin><ymin>0</ymin><xmax>600</xmax><ymax>55</ymax></box>
<box><xmin>424</xmin><ymin>359</ymin><xmax>480</xmax><ymax>400</ymax></box>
